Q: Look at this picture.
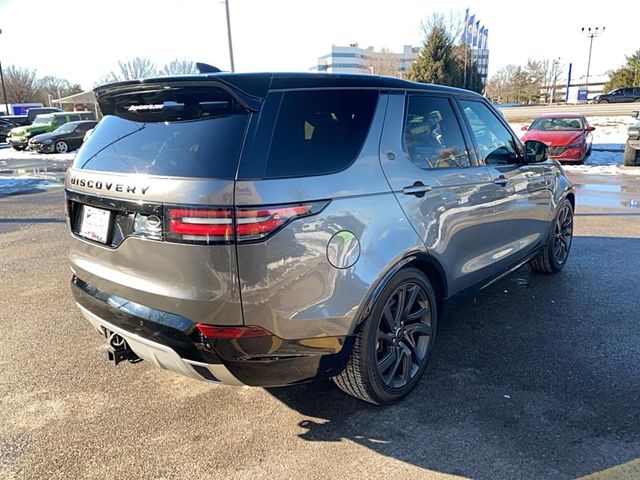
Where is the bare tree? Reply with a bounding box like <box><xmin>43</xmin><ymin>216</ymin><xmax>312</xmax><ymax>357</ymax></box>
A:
<box><xmin>421</xmin><ymin>11</ymin><xmax>464</xmax><ymax>44</ymax></box>
<box><xmin>38</xmin><ymin>75</ymin><xmax>83</xmax><ymax>104</ymax></box>
<box><xmin>367</xmin><ymin>48</ymin><xmax>400</xmax><ymax>77</ymax></box>
<box><xmin>2</xmin><ymin>66</ymin><xmax>41</xmax><ymax>103</ymax></box>
<box><xmin>98</xmin><ymin>57</ymin><xmax>158</xmax><ymax>84</ymax></box>
<box><xmin>160</xmin><ymin>59</ymin><xmax>197</xmax><ymax>76</ymax></box>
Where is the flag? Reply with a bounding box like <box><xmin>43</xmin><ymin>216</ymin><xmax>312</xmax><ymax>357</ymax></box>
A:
<box><xmin>484</xmin><ymin>28</ymin><xmax>489</xmax><ymax>49</ymax></box>
<box><xmin>463</xmin><ymin>8</ymin><xmax>469</xmax><ymax>45</ymax></box>
<box><xmin>473</xmin><ymin>20</ymin><xmax>480</xmax><ymax>47</ymax></box>
<box><xmin>467</xmin><ymin>14</ymin><xmax>475</xmax><ymax>45</ymax></box>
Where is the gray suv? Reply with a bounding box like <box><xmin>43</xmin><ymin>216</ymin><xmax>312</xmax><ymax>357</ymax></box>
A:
<box><xmin>65</xmin><ymin>73</ymin><xmax>574</xmax><ymax>404</ymax></box>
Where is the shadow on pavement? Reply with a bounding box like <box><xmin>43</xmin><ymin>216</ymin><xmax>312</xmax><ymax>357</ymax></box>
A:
<box><xmin>268</xmin><ymin>236</ymin><xmax>640</xmax><ymax>479</ymax></box>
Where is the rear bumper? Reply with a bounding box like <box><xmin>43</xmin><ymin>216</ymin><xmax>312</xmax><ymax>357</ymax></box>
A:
<box><xmin>71</xmin><ymin>275</ymin><xmax>353</xmax><ymax>386</ymax></box>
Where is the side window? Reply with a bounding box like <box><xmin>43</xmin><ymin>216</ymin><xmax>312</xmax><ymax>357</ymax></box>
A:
<box><xmin>402</xmin><ymin>96</ymin><xmax>470</xmax><ymax>169</ymax></box>
<box><xmin>53</xmin><ymin>115</ymin><xmax>66</xmax><ymax>127</ymax></box>
<box><xmin>70</xmin><ymin>114</ymin><xmax>81</xmax><ymax>122</ymax></box>
<box><xmin>459</xmin><ymin>100</ymin><xmax>520</xmax><ymax>166</ymax></box>
<box><xmin>266</xmin><ymin>90</ymin><xmax>378</xmax><ymax>178</ymax></box>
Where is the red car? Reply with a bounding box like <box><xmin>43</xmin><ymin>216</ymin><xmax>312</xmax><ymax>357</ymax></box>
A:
<box><xmin>521</xmin><ymin>114</ymin><xmax>595</xmax><ymax>164</ymax></box>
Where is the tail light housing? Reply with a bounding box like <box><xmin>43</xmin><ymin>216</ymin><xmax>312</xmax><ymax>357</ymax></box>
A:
<box><xmin>165</xmin><ymin>201</ymin><xmax>328</xmax><ymax>244</ymax></box>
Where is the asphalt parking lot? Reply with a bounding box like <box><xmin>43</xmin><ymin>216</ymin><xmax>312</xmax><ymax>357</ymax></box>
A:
<box><xmin>1</xmin><ymin>174</ymin><xmax>640</xmax><ymax>480</ymax></box>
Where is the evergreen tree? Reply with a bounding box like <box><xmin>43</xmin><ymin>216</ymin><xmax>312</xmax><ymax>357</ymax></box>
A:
<box><xmin>604</xmin><ymin>49</ymin><xmax>640</xmax><ymax>92</ymax></box>
<box><xmin>407</xmin><ymin>25</ymin><xmax>456</xmax><ymax>85</ymax></box>
<box><xmin>408</xmin><ymin>21</ymin><xmax>483</xmax><ymax>93</ymax></box>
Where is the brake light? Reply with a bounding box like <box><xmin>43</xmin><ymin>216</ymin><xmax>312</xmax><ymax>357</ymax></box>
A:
<box><xmin>236</xmin><ymin>205</ymin><xmax>312</xmax><ymax>241</ymax></box>
<box><xmin>196</xmin><ymin>324</ymin><xmax>272</xmax><ymax>339</ymax></box>
<box><xmin>166</xmin><ymin>208</ymin><xmax>233</xmax><ymax>243</ymax></box>
<box><xmin>165</xmin><ymin>202</ymin><xmax>326</xmax><ymax>244</ymax></box>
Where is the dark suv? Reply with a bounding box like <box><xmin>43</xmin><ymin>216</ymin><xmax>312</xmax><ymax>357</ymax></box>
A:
<box><xmin>65</xmin><ymin>73</ymin><xmax>574</xmax><ymax>404</ymax></box>
<box><xmin>595</xmin><ymin>87</ymin><xmax>640</xmax><ymax>103</ymax></box>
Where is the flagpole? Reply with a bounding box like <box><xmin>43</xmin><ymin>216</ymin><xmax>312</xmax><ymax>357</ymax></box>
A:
<box><xmin>463</xmin><ymin>8</ymin><xmax>469</xmax><ymax>89</ymax></box>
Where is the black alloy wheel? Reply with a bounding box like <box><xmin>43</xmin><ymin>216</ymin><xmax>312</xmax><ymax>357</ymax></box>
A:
<box><xmin>553</xmin><ymin>202</ymin><xmax>573</xmax><ymax>265</ymax></box>
<box><xmin>334</xmin><ymin>268</ymin><xmax>437</xmax><ymax>405</ymax></box>
<box><xmin>375</xmin><ymin>282</ymin><xmax>432</xmax><ymax>389</ymax></box>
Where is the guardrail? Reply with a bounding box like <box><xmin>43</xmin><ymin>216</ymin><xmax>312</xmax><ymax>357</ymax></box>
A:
<box><xmin>499</xmin><ymin>103</ymin><xmax>638</xmax><ymax>120</ymax></box>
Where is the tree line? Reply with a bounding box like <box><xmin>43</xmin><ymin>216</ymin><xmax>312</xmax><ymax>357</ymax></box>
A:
<box><xmin>484</xmin><ymin>59</ymin><xmax>562</xmax><ymax>104</ymax></box>
<box><xmin>0</xmin><ymin>58</ymin><xmax>197</xmax><ymax>107</ymax></box>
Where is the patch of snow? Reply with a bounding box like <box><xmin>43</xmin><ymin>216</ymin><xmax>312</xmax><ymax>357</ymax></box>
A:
<box><xmin>0</xmin><ymin>175</ymin><xmax>64</xmax><ymax>196</ymax></box>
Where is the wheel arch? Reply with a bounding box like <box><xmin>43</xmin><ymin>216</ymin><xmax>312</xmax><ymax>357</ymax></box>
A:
<box><xmin>353</xmin><ymin>251</ymin><xmax>448</xmax><ymax>331</ymax></box>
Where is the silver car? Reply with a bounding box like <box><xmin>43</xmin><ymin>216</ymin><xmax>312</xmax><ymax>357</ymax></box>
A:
<box><xmin>64</xmin><ymin>73</ymin><xmax>574</xmax><ymax>404</ymax></box>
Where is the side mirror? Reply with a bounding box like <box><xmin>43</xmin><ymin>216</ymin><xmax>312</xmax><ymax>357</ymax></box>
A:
<box><xmin>521</xmin><ymin>125</ymin><xmax>529</xmax><ymax>131</ymax></box>
<box><xmin>585</xmin><ymin>125</ymin><xmax>596</xmax><ymax>132</ymax></box>
<box><xmin>524</xmin><ymin>140</ymin><xmax>549</xmax><ymax>163</ymax></box>
<box><xmin>632</xmin><ymin>111</ymin><xmax>639</xmax><ymax>119</ymax></box>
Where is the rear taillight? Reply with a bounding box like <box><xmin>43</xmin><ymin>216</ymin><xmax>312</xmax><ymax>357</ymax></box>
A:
<box><xmin>166</xmin><ymin>207</ymin><xmax>234</xmax><ymax>243</ymax></box>
<box><xmin>236</xmin><ymin>205</ymin><xmax>312</xmax><ymax>241</ymax></box>
<box><xmin>165</xmin><ymin>201</ymin><xmax>327</xmax><ymax>244</ymax></box>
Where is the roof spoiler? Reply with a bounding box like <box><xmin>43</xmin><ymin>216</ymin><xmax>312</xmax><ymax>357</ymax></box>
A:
<box><xmin>94</xmin><ymin>77</ymin><xmax>265</xmax><ymax>114</ymax></box>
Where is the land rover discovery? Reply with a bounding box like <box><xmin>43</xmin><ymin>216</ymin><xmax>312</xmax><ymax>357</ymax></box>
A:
<box><xmin>65</xmin><ymin>73</ymin><xmax>574</xmax><ymax>404</ymax></box>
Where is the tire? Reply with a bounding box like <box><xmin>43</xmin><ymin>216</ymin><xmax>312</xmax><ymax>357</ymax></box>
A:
<box><xmin>333</xmin><ymin>268</ymin><xmax>438</xmax><ymax>405</ymax></box>
<box><xmin>598</xmin><ymin>99</ymin><xmax>609</xmax><ymax>104</ymax></box>
<box><xmin>12</xmin><ymin>145</ymin><xmax>25</xmax><ymax>151</ymax></box>
<box><xmin>54</xmin><ymin>141</ymin><xmax>68</xmax><ymax>153</ymax></box>
<box><xmin>634</xmin><ymin>98</ymin><xmax>640</xmax><ymax>103</ymax></box>
<box><xmin>530</xmin><ymin>199</ymin><xmax>573</xmax><ymax>274</ymax></box>
<box><xmin>623</xmin><ymin>145</ymin><xmax>639</xmax><ymax>166</ymax></box>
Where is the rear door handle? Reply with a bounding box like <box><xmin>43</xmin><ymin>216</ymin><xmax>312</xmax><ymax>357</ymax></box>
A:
<box><xmin>493</xmin><ymin>175</ymin><xmax>508</xmax><ymax>187</ymax></box>
<box><xmin>402</xmin><ymin>182</ymin><xmax>432</xmax><ymax>197</ymax></box>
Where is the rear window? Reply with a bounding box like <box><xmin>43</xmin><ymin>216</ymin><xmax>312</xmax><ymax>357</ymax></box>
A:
<box><xmin>73</xmin><ymin>88</ymin><xmax>249</xmax><ymax>179</ymax></box>
<box><xmin>265</xmin><ymin>90</ymin><xmax>378</xmax><ymax>178</ymax></box>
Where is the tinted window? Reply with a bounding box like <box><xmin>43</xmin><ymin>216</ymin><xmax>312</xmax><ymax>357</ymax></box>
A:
<box><xmin>69</xmin><ymin>114</ymin><xmax>81</xmax><ymax>122</ymax></box>
<box><xmin>73</xmin><ymin>113</ymin><xmax>247</xmax><ymax>179</ymax></box>
<box><xmin>459</xmin><ymin>100</ymin><xmax>520</xmax><ymax>165</ymax></box>
<box><xmin>403</xmin><ymin>96</ymin><xmax>470</xmax><ymax>169</ymax></box>
<box><xmin>53</xmin><ymin>115</ymin><xmax>66</xmax><ymax>127</ymax></box>
<box><xmin>266</xmin><ymin>90</ymin><xmax>378</xmax><ymax>178</ymax></box>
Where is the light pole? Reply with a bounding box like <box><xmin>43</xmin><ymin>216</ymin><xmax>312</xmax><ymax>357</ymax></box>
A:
<box><xmin>224</xmin><ymin>0</ymin><xmax>235</xmax><ymax>72</ymax></box>
<box><xmin>581</xmin><ymin>26</ymin><xmax>605</xmax><ymax>95</ymax></box>
<box><xmin>0</xmin><ymin>28</ymin><xmax>9</xmax><ymax>115</ymax></box>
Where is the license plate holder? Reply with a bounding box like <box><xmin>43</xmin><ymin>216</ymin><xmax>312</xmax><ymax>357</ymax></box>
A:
<box><xmin>79</xmin><ymin>205</ymin><xmax>111</xmax><ymax>244</ymax></box>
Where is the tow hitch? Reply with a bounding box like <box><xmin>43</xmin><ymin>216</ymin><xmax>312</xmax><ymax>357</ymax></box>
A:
<box><xmin>104</xmin><ymin>329</ymin><xmax>141</xmax><ymax>365</ymax></box>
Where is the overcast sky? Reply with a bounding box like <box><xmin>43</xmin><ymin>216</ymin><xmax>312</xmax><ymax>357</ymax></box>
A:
<box><xmin>0</xmin><ymin>0</ymin><xmax>637</xmax><ymax>90</ymax></box>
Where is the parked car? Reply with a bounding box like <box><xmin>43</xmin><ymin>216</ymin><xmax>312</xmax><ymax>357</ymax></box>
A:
<box><xmin>521</xmin><ymin>113</ymin><xmax>595</xmax><ymax>164</ymax></box>
<box><xmin>594</xmin><ymin>87</ymin><xmax>640</xmax><ymax>104</ymax></box>
<box><xmin>624</xmin><ymin>110</ymin><xmax>640</xmax><ymax>166</ymax></box>
<box><xmin>29</xmin><ymin>120</ymin><xmax>98</xmax><ymax>153</ymax></box>
<box><xmin>0</xmin><ymin>118</ymin><xmax>18</xmax><ymax>143</ymax></box>
<box><xmin>0</xmin><ymin>114</ymin><xmax>29</xmax><ymax>126</ymax></box>
<box><xmin>65</xmin><ymin>73</ymin><xmax>574</xmax><ymax>405</ymax></box>
<box><xmin>26</xmin><ymin>107</ymin><xmax>63</xmax><ymax>124</ymax></box>
<box><xmin>6</xmin><ymin>111</ymin><xmax>95</xmax><ymax>150</ymax></box>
